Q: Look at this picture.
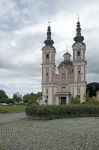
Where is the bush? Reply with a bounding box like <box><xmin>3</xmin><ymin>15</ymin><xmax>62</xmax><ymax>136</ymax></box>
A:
<box><xmin>84</xmin><ymin>95</ymin><xmax>99</xmax><ymax>105</ymax></box>
<box><xmin>89</xmin><ymin>99</ymin><xmax>99</xmax><ymax>105</ymax></box>
<box><xmin>26</xmin><ymin>105</ymin><xmax>99</xmax><ymax>120</ymax></box>
<box><xmin>70</xmin><ymin>97</ymin><xmax>80</xmax><ymax>104</ymax></box>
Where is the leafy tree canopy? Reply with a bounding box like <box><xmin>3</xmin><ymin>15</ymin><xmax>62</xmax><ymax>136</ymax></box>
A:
<box><xmin>87</xmin><ymin>82</ymin><xmax>99</xmax><ymax>97</ymax></box>
<box><xmin>0</xmin><ymin>90</ymin><xmax>8</xmax><ymax>103</ymax></box>
<box><xmin>23</xmin><ymin>92</ymin><xmax>38</xmax><ymax>105</ymax></box>
<box><xmin>13</xmin><ymin>92</ymin><xmax>22</xmax><ymax>103</ymax></box>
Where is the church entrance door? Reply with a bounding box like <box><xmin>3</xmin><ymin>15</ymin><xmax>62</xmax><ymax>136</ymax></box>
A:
<box><xmin>60</xmin><ymin>97</ymin><xmax>66</xmax><ymax>104</ymax></box>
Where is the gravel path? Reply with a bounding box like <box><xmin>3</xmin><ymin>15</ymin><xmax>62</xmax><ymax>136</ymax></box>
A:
<box><xmin>0</xmin><ymin>112</ymin><xmax>26</xmax><ymax>123</ymax></box>
<box><xmin>0</xmin><ymin>117</ymin><xmax>99</xmax><ymax>150</ymax></box>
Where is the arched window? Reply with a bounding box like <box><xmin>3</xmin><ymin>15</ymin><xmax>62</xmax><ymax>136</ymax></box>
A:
<box><xmin>77</xmin><ymin>51</ymin><xmax>80</xmax><ymax>56</ymax></box>
<box><xmin>46</xmin><ymin>54</ymin><xmax>49</xmax><ymax>59</ymax></box>
<box><xmin>61</xmin><ymin>87</ymin><xmax>66</xmax><ymax>92</ymax></box>
<box><xmin>46</xmin><ymin>72</ymin><xmax>49</xmax><ymax>77</ymax></box>
<box><xmin>78</xmin><ymin>70</ymin><xmax>80</xmax><ymax>74</ymax></box>
<box><xmin>62</xmin><ymin>73</ymin><xmax>65</xmax><ymax>78</ymax></box>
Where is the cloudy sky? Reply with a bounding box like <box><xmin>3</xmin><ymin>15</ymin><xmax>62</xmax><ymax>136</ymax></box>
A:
<box><xmin>0</xmin><ymin>0</ymin><xmax>99</xmax><ymax>97</ymax></box>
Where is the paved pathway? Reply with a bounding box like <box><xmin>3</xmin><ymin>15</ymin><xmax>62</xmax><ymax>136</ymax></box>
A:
<box><xmin>0</xmin><ymin>112</ymin><xmax>26</xmax><ymax>123</ymax></box>
<box><xmin>0</xmin><ymin>117</ymin><xmax>99</xmax><ymax>150</ymax></box>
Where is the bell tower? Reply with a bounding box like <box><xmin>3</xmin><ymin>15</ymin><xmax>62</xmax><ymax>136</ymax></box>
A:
<box><xmin>42</xmin><ymin>24</ymin><xmax>56</xmax><ymax>105</ymax></box>
<box><xmin>72</xmin><ymin>18</ymin><xmax>87</xmax><ymax>102</ymax></box>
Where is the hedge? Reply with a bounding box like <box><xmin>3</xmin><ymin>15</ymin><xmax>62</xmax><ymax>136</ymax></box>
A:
<box><xmin>26</xmin><ymin>105</ymin><xmax>99</xmax><ymax>120</ymax></box>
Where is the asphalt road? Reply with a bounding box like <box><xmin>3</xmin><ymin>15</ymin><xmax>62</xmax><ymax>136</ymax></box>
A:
<box><xmin>0</xmin><ymin>112</ymin><xmax>26</xmax><ymax>123</ymax></box>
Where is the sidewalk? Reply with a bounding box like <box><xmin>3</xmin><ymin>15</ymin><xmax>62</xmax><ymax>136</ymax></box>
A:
<box><xmin>0</xmin><ymin>112</ymin><xmax>26</xmax><ymax>123</ymax></box>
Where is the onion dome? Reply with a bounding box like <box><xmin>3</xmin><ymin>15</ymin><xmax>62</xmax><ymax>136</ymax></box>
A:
<box><xmin>44</xmin><ymin>24</ymin><xmax>54</xmax><ymax>46</ymax></box>
<box><xmin>58</xmin><ymin>60</ymin><xmax>73</xmax><ymax>68</ymax></box>
<box><xmin>58</xmin><ymin>51</ymin><xmax>73</xmax><ymax>68</ymax></box>
<box><xmin>74</xmin><ymin>18</ymin><xmax>84</xmax><ymax>42</ymax></box>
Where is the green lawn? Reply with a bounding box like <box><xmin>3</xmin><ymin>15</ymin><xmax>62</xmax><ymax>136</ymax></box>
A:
<box><xmin>0</xmin><ymin>105</ymin><xmax>26</xmax><ymax>113</ymax></box>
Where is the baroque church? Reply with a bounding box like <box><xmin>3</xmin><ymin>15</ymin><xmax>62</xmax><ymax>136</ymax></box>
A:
<box><xmin>41</xmin><ymin>19</ymin><xmax>87</xmax><ymax>105</ymax></box>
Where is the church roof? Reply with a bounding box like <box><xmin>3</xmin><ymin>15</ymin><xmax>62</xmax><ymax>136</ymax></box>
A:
<box><xmin>63</xmin><ymin>52</ymin><xmax>71</xmax><ymax>57</ymax></box>
<box><xmin>44</xmin><ymin>25</ymin><xmax>54</xmax><ymax>46</ymax></box>
<box><xmin>74</xmin><ymin>19</ymin><xmax>84</xmax><ymax>42</ymax></box>
<box><xmin>58</xmin><ymin>60</ymin><xmax>73</xmax><ymax>68</ymax></box>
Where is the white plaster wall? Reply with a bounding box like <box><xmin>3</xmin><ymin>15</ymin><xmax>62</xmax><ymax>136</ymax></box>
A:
<box><xmin>51</xmin><ymin>52</ymin><xmax>55</xmax><ymax>63</ymax></box>
<box><xmin>70</xmin><ymin>86</ymin><xmax>73</xmax><ymax>96</ymax></box>
<box><xmin>73</xmin><ymin>86</ymin><xmax>77</xmax><ymax>97</ymax></box>
<box><xmin>53</xmin><ymin>87</ymin><xmax>57</xmax><ymax>104</ymax></box>
<box><xmin>43</xmin><ymin>53</ymin><xmax>44</xmax><ymax>63</ymax></box>
<box><xmin>80</xmin><ymin>85</ymin><xmax>86</xmax><ymax>102</ymax></box>
<box><xmin>81</xmin><ymin>66</ymin><xmax>84</xmax><ymax>81</ymax></box>
<box><xmin>43</xmin><ymin>68</ymin><xmax>46</xmax><ymax>82</ymax></box>
<box><xmin>74</xmin><ymin>50</ymin><xmax>77</xmax><ymax>61</ymax></box>
<box><xmin>49</xmin><ymin>53</ymin><xmax>51</xmax><ymax>62</ymax></box>
<box><xmin>56</xmin><ymin>96</ymin><xmax>59</xmax><ymax>105</ymax></box>
<box><xmin>74</xmin><ymin>66</ymin><xmax>78</xmax><ymax>82</ymax></box>
<box><xmin>49</xmin><ymin>67</ymin><xmax>52</xmax><ymax>82</ymax></box>
<box><xmin>48</xmin><ymin>87</ymin><xmax>53</xmax><ymax>105</ymax></box>
<box><xmin>42</xmin><ymin>87</ymin><xmax>46</xmax><ymax>104</ymax></box>
<box><xmin>81</xmin><ymin>49</ymin><xmax>83</xmax><ymax>60</ymax></box>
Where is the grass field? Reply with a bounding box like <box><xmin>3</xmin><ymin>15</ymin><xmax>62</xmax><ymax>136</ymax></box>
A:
<box><xmin>0</xmin><ymin>105</ymin><xmax>26</xmax><ymax>113</ymax></box>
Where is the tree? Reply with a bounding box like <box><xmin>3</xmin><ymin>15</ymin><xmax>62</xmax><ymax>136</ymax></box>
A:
<box><xmin>23</xmin><ymin>92</ymin><xmax>38</xmax><ymax>105</ymax></box>
<box><xmin>13</xmin><ymin>92</ymin><xmax>22</xmax><ymax>104</ymax></box>
<box><xmin>0</xmin><ymin>90</ymin><xmax>8</xmax><ymax>103</ymax></box>
<box><xmin>70</xmin><ymin>96</ymin><xmax>80</xmax><ymax>104</ymax></box>
<box><xmin>87</xmin><ymin>82</ymin><xmax>99</xmax><ymax>97</ymax></box>
<box><xmin>6</xmin><ymin>98</ymin><xmax>15</xmax><ymax>104</ymax></box>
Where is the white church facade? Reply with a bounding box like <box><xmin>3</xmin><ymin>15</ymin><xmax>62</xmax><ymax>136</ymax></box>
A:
<box><xmin>41</xmin><ymin>20</ymin><xmax>87</xmax><ymax>105</ymax></box>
